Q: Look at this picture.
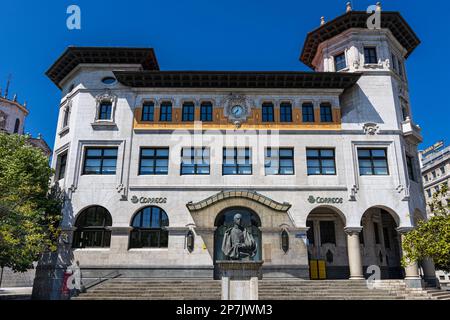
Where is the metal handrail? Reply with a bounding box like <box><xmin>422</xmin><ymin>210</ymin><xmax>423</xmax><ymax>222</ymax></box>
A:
<box><xmin>82</xmin><ymin>271</ymin><xmax>121</xmax><ymax>291</ymax></box>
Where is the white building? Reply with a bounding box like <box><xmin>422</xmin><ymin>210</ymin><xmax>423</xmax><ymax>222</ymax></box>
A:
<box><xmin>33</xmin><ymin>7</ymin><xmax>438</xmax><ymax>299</ymax></box>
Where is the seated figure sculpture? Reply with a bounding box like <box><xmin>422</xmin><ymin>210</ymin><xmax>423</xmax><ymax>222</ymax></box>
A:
<box><xmin>221</xmin><ymin>213</ymin><xmax>257</xmax><ymax>260</ymax></box>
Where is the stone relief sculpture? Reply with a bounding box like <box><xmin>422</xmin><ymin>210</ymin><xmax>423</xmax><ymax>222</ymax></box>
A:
<box><xmin>221</xmin><ymin>213</ymin><xmax>257</xmax><ymax>260</ymax></box>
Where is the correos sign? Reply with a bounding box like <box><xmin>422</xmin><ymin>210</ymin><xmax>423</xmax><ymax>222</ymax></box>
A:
<box><xmin>308</xmin><ymin>195</ymin><xmax>343</xmax><ymax>204</ymax></box>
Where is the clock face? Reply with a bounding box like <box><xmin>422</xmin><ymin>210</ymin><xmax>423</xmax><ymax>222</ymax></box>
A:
<box><xmin>231</xmin><ymin>105</ymin><xmax>244</xmax><ymax>117</ymax></box>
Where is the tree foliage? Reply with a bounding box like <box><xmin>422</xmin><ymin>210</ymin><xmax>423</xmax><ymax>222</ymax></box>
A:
<box><xmin>0</xmin><ymin>133</ymin><xmax>63</xmax><ymax>273</ymax></box>
<box><xmin>402</xmin><ymin>184</ymin><xmax>450</xmax><ymax>272</ymax></box>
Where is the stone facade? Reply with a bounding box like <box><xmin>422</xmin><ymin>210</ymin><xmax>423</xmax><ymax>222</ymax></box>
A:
<box><xmin>33</xmin><ymin>8</ymin><xmax>436</xmax><ymax>299</ymax></box>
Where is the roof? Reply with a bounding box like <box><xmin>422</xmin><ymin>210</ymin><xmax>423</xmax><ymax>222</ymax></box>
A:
<box><xmin>0</xmin><ymin>96</ymin><xmax>29</xmax><ymax>115</ymax></box>
<box><xmin>46</xmin><ymin>47</ymin><xmax>160</xmax><ymax>88</ymax></box>
<box><xmin>300</xmin><ymin>11</ymin><xmax>421</xmax><ymax>69</ymax></box>
<box><xmin>113</xmin><ymin>70</ymin><xmax>361</xmax><ymax>89</ymax></box>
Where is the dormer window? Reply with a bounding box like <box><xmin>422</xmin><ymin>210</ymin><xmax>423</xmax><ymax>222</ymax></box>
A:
<box><xmin>364</xmin><ymin>47</ymin><xmax>378</xmax><ymax>64</ymax></box>
<box><xmin>98</xmin><ymin>101</ymin><xmax>112</xmax><ymax>120</ymax></box>
<box><xmin>334</xmin><ymin>52</ymin><xmax>347</xmax><ymax>71</ymax></box>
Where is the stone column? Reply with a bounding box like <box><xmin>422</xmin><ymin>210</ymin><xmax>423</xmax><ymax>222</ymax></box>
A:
<box><xmin>397</xmin><ymin>227</ymin><xmax>422</xmax><ymax>288</ymax></box>
<box><xmin>421</xmin><ymin>258</ymin><xmax>438</xmax><ymax>287</ymax></box>
<box><xmin>344</xmin><ymin>227</ymin><xmax>364</xmax><ymax>280</ymax></box>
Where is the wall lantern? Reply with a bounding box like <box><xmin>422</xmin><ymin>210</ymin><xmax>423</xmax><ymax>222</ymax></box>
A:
<box><xmin>281</xmin><ymin>230</ymin><xmax>289</xmax><ymax>253</ymax></box>
<box><xmin>186</xmin><ymin>230</ymin><xmax>195</xmax><ymax>253</ymax></box>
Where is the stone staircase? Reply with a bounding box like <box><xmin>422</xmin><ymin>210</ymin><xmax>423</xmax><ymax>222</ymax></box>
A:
<box><xmin>72</xmin><ymin>278</ymin><xmax>450</xmax><ymax>300</ymax></box>
<box><xmin>72</xmin><ymin>278</ymin><xmax>222</xmax><ymax>300</ymax></box>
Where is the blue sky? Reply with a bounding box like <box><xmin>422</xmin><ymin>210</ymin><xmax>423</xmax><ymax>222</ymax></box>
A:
<box><xmin>0</xmin><ymin>0</ymin><xmax>448</xmax><ymax>149</ymax></box>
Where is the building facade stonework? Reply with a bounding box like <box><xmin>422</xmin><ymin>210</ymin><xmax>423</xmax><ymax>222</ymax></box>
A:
<box><xmin>33</xmin><ymin>9</ymin><xmax>437</xmax><ymax>299</ymax></box>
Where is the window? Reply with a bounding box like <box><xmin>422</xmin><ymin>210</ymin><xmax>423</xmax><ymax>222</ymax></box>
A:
<box><xmin>406</xmin><ymin>155</ymin><xmax>416</xmax><ymax>182</ymax></box>
<box><xmin>432</xmin><ymin>171</ymin><xmax>437</xmax><ymax>179</ymax></box>
<box><xmin>426</xmin><ymin>189</ymin><xmax>431</xmax><ymax>198</ymax></box>
<box><xmin>401</xmin><ymin>104</ymin><xmax>409</xmax><ymax>121</ymax></box>
<box><xmin>265</xmin><ymin>148</ymin><xmax>294</xmax><ymax>175</ymax></box>
<box><xmin>334</xmin><ymin>52</ymin><xmax>347</xmax><ymax>71</ymax></box>
<box><xmin>320</xmin><ymin>221</ymin><xmax>336</xmax><ymax>245</ymax></box>
<box><xmin>306</xmin><ymin>220</ymin><xmax>315</xmax><ymax>246</ymax></box>
<box><xmin>424</xmin><ymin>175</ymin><xmax>429</xmax><ymax>182</ymax></box>
<box><xmin>98</xmin><ymin>101</ymin><xmax>112</xmax><ymax>120</ymax></box>
<box><xmin>441</xmin><ymin>167</ymin><xmax>446</xmax><ymax>175</ymax></box>
<box><xmin>391</xmin><ymin>53</ymin><xmax>398</xmax><ymax>72</ymax></box>
<box><xmin>364</xmin><ymin>47</ymin><xmax>378</xmax><ymax>64</ymax></box>
<box><xmin>302</xmin><ymin>103</ymin><xmax>315</xmax><ymax>122</ymax></box>
<box><xmin>72</xmin><ymin>206</ymin><xmax>112</xmax><ymax>248</ymax></box>
<box><xmin>383</xmin><ymin>227</ymin><xmax>391</xmax><ymax>249</ymax></box>
<box><xmin>57</xmin><ymin>152</ymin><xmax>68</xmax><ymax>180</ymax></box>
<box><xmin>13</xmin><ymin>119</ymin><xmax>20</xmax><ymax>134</ymax></box>
<box><xmin>130</xmin><ymin>206</ymin><xmax>169</xmax><ymax>248</ymax></box>
<box><xmin>141</xmin><ymin>102</ymin><xmax>154</xmax><ymax>121</ymax></box>
<box><xmin>306</xmin><ymin>149</ymin><xmax>336</xmax><ymax>175</ymax></box>
<box><xmin>182</xmin><ymin>102</ymin><xmax>195</xmax><ymax>121</ymax></box>
<box><xmin>373</xmin><ymin>222</ymin><xmax>380</xmax><ymax>244</ymax></box>
<box><xmin>200</xmin><ymin>102</ymin><xmax>213</xmax><ymax>122</ymax></box>
<box><xmin>160</xmin><ymin>101</ymin><xmax>172</xmax><ymax>121</ymax></box>
<box><xmin>320</xmin><ymin>103</ymin><xmax>333</xmax><ymax>122</ymax></box>
<box><xmin>262</xmin><ymin>103</ymin><xmax>274</xmax><ymax>122</ymax></box>
<box><xmin>280</xmin><ymin>102</ymin><xmax>292</xmax><ymax>122</ymax></box>
<box><xmin>101</xmin><ymin>77</ymin><xmax>116</xmax><ymax>85</ymax></box>
<box><xmin>223</xmin><ymin>147</ymin><xmax>252</xmax><ymax>175</ymax></box>
<box><xmin>360</xmin><ymin>229</ymin><xmax>365</xmax><ymax>245</ymax></box>
<box><xmin>83</xmin><ymin>147</ymin><xmax>118</xmax><ymax>175</ymax></box>
<box><xmin>139</xmin><ymin>148</ymin><xmax>169</xmax><ymax>175</ymax></box>
<box><xmin>398</xmin><ymin>58</ymin><xmax>404</xmax><ymax>78</ymax></box>
<box><xmin>181</xmin><ymin>147</ymin><xmax>210</xmax><ymax>175</ymax></box>
<box><xmin>358</xmin><ymin>148</ymin><xmax>389</xmax><ymax>176</ymax></box>
<box><xmin>63</xmin><ymin>106</ymin><xmax>70</xmax><ymax>128</ymax></box>
<box><xmin>281</xmin><ymin>230</ymin><xmax>289</xmax><ymax>253</ymax></box>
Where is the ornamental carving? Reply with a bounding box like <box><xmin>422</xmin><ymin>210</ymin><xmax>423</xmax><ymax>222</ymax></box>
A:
<box><xmin>222</xmin><ymin>94</ymin><xmax>252</xmax><ymax>128</ymax></box>
<box><xmin>363</xmin><ymin>122</ymin><xmax>379</xmax><ymax>135</ymax></box>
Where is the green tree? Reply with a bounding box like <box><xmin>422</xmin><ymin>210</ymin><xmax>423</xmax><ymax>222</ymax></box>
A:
<box><xmin>0</xmin><ymin>133</ymin><xmax>63</xmax><ymax>285</ymax></box>
<box><xmin>402</xmin><ymin>184</ymin><xmax>450</xmax><ymax>272</ymax></box>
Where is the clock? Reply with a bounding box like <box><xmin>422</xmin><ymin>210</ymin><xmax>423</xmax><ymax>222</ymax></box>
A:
<box><xmin>231</xmin><ymin>105</ymin><xmax>244</xmax><ymax>117</ymax></box>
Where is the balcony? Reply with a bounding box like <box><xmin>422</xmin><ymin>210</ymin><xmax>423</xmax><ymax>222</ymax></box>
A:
<box><xmin>402</xmin><ymin>117</ymin><xmax>423</xmax><ymax>144</ymax></box>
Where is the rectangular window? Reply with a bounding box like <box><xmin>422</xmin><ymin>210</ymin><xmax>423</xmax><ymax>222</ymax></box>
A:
<box><xmin>302</xmin><ymin>103</ymin><xmax>315</xmax><ymax>122</ymax></box>
<box><xmin>223</xmin><ymin>147</ymin><xmax>252</xmax><ymax>175</ymax></box>
<box><xmin>441</xmin><ymin>167</ymin><xmax>446</xmax><ymax>175</ymax></box>
<box><xmin>320</xmin><ymin>103</ymin><xmax>333</xmax><ymax>122</ymax></box>
<box><xmin>426</xmin><ymin>189</ymin><xmax>431</xmax><ymax>198</ymax></box>
<box><xmin>159</xmin><ymin>102</ymin><xmax>172</xmax><ymax>122</ymax></box>
<box><xmin>57</xmin><ymin>152</ymin><xmax>67</xmax><ymax>180</ymax></box>
<box><xmin>306</xmin><ymin>220</ymin><xmax>315</xmax><ymax>246</ymax></box>
<box><xmin>63</xmin><ymin>107</ymin><xmax>70</xmax><ymax>128</ymax></box>
<box><xmin>334</xmin><ymin>52</ymin><xmax>347</xmax><ymax>71</ymax></box>
<box><xmin>181</xmin><ymin>147</ymin><xmax>210</xmax><ymax>175</ymax></box>
<box><xmin>83</xmin><ymin>147</ymin><xmax>118</xmax><ymax>175</ymax></box>
<box><xmin>320</xmin><ymin>221</ymin><xmax>336</xmax><ymax>245</ymax></box>
<box><xmin>374</xmin><ymin>222</ymin><xmax>380</xmax><ymax>244</ymax></box>
<box><xmin>306</xmin><ymin>149</ymin><xmax>336</xmax><ymax>175</ymax></box>
<box><xmin>200</xmin><ymin>102</ymin><xmax>213</xmax><ymax>122</ymax></box>
<box><xmin>432</xmin><ymin>171</ymin><xmax>437</xmax><ymax>179</ymax></box>
<box><xmin>141</xmin><ymin>102</ymin><xmax>154</xmax><ymax>121</ymax></box>
<box><xmin>360</xmin><ymin>229</ymin><xmax>365</xmax><ymax>245</ymax></box>
<box><xmin>98</xmin><ymin>101</ymin><xmax>112</xmax><ymax>120</ymax></box>
<box><xmin>182</xmin><ymin>102</ymin><xmax>195</xmax><ymax>121</ymax></box>
<box><xmin>280</xmin><ymin>103</ymin><xmax>292</xmax><ymax>122</ymax></box>
<box><xmin>391</xmin><ymin>53</ymin><xmax>398</xmax><ymax>72</ymax></box>
<box><xmin>398</xmin><ymin>58</ymin><xmax>404</xmax><ymax>78</ymax></box>
<box><xmin>406</xmin><ymin>155</ymin><xmax>416</xmax><ymax>182</ymax></box>
<box><xmin>265</xmin><ymin>148</ymin><xmax>294</xmax><ymax>175</ymax></box>
<box><xmin>139</xmin><ymin>148</ymin><xmax>169</xmax><ymax>175</ymax></box>
<box><xmin>358</xmin><ymin>148</ymin><xmax>389</xmax><ymax>176</ymax></box>
<box><xmin>262</xmin><ymin>103</ymin><xmax>274</xmax><ymax>122</ymax></box>
<box><xmin>364</xmin><ymin>47</ymin><xmax>378</xmax><ymax>64</ymax></box>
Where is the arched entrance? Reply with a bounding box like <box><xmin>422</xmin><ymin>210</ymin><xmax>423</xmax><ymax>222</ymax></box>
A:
<box><xmin>306</xmin><ymin>206</ymin><xmax>348</xmax><ymax>279</ymax></box>
<box><xmin>213</xmin><ymin>207</ymin><xmax>262</xmax><ymax>279</ymax></box>
<box><xmin>360</xmin><ymin>207</ymin><xmax>402</xmax><ymax>279</ymax></box>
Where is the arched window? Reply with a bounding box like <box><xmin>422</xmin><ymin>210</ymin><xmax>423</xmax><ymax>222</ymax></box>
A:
<box><xmin>73</xmin><ymin>206</ymin><xmax>112</xmax><ymax>248</ymax></box>
<box><xmin>14</xmin><ymin>118</ymin><xmax>20</xmax><ymax>134</ymax></box>
<box><xmin>281</xmin><ymin>230</ymin><xmax>289</xmax><ymax>253</ymax></box>
<box><xmin>130</xmin><ymin>206</ymin><xmax>169</xmax><ymax>248</ymax></box>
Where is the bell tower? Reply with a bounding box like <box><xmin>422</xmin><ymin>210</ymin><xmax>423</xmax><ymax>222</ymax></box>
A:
<box><xmin>300</xmin><ymin>2</ymin><xmax>422</xmax><ymax>142</ymax></box>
